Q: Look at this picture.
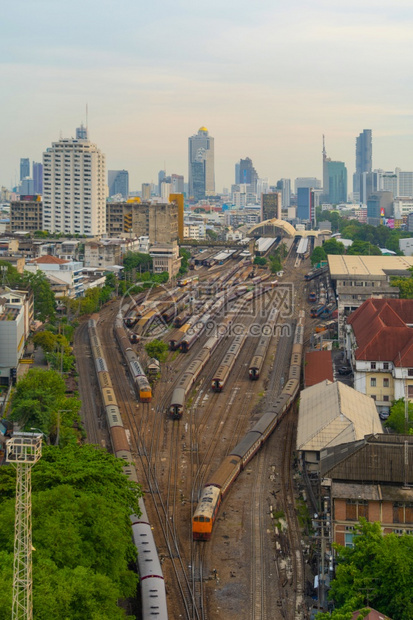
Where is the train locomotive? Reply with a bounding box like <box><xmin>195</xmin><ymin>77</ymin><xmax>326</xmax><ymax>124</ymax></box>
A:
<box><xmin>88</xmin><ymin>316</ymin><xmax>168</xmax><ymax>619</ymax></box>
<box><xmin>192</xmin><ymin>311</ymin><xmax>304</xmax><ymax>541</ymax></box>
<box><xmin>114</xmin><ymin>315</ymin><xmax>152</xmax><ymax>402</ymax></box>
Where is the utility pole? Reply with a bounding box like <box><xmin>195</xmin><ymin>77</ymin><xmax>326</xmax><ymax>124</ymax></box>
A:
<box><xmin>6</xmin><ymin>432</ymin><xmax>42</xmax><ymax>620</ymax></box>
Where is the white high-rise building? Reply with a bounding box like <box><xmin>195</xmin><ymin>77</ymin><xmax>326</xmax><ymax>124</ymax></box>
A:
<box><xmin>42</xmin><ymin>126</ymin><xmax>106</xmax><ymax>235</ymax></box>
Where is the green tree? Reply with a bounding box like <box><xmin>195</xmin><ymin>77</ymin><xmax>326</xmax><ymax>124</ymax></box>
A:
<box><xmin>122</xmin><ymin>251</ymin><xmax>152</xmax><ymax>273</ymax></box>
<box><xmin>10</xmin><ymin>368</ymin><xmax>82</xmax><ymax>443</ymax></box>
<box><xmin>253</xmin><ymin>256</ymin><xmax>267</xmax><ymax>266</ymax></box>
<box><xmin>311</xmin><ymin>246</ymin><xmax>327</xmax><ymax>266</ymax></box>
<box><xmin>391</xmin><ymin>266</ymin><xmax>413</xmax><ymax>299</ymax></box>
<box><xmin>0</xmin><ymin>445</ymin><xmax>142</xmax><ymax>620</ymax></box>
<box><xmin>318</xmin><ymin>520</ymin><xmax>413</xmax><ymax>620</ymax></box>
<box><xmin>23</xmin><ymin>271</ymin><xmax>56</xmax><ymax>322</ymax></box>
<box><xmin>145</xmin><ymin>339</ymin><xmax>168</xmax><ymax>362</ymax></box>
<box><xmin>322</xmin><ymin>238</ymin><xmax>346</xmax><ymax>255</ymax></box>
<box><xmin>347</xmin><ymin>240</ymin><xmax>381</xmax><ymax>256</ymax></box>
<box><xmin>206</xmin><ymin>228</ymin><xmax>218</xmax><ymax>240</ymax></box>
<box><xmin>385</xmin><ymin>398</ymin><xmax>413</xmax><ymax>434</ymax></box>
<box><xmin>33</xmin><ymin>331</ymin><xmax>58</xmax><ymax>353</ymax></box>
<box><xmin>105</xmin><ymin>272</ymin><xmax>117</xmax><ymax>289</ymax></box>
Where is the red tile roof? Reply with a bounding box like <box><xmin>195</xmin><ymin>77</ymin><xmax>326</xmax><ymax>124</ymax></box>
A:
<box><xmin>348</xmin><ymin>299</ymin><xmax>413</xmax><ymax>366</ymax></box>
<box><xmin>304</xmin><ymin>351</ymin><xmax>334</xmax><ymax>387</ymax></box>
<box><xmin>32</xmin><ymin>255</ymin><xmax>69</xmax><ymax>264</ymax></box>
<box><xmin>351</xmin><ymin>608</ymin><xmax>392</xmax><ymax>620</ymax></box>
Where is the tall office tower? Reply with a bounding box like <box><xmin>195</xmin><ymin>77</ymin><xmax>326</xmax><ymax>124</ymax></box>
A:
<box><xmin>188</xmin><ymin>126</ymin><xmax>215</xmax><ymax>200</ymax></box>
<box><xmin>261</xmin><ymin>192</ymin><xmax>281</xmax><ymax>221</ymax></box>
<box><xmin>327</xmin><ymin>161</ymin><xmax>348</xmax><ymax>204</ymax></box>
<box><xmin>297</xmin><ymin>187</ymin><xmax>316</xmax><ymax>224</ymax></box>
<box><xmin>235</xmin><ymin>162</ymin><xmax>240</xmax><ymax>184</ymax></box>
<box><xmin>33</xmin><ymin>162</ymin><xmax>43</xmax><ymax>194</ymax></box>
<box><xmin>276</xmin><ymin>178</ymin><xmax>291</xmax><ymax>209</ymax></box>
<box><xmin>158</xmin><ymin>170</ymin><xmax>166</xmax><ymax>195</ymax></box>
<box><xmin>322</xmin><ymin>135</ymin><xmax>331</xmax><ymax>200</ymax></box>
<box><xmin>171</xmin><ymin>174</ymin><xmax>184</xmax><ymax>194</ymax></box>
<box><xmin>20</xmin><ymin>158</ymin><xmax>30</xmax><ymax>181</ymax></box>
<box><xmin>42</xmin><ymin>126</ymin><xmax>106</xmax><ymax>236</ymax></box>
<box><xmin>76</xmin><ymin>123</ymin><xmax>88</xmax><ymax>140</ymax></box>
<box><xmin>108</xmin><ymin>170</ymin><xmax>129</xmax><ymax>198</ymax></box>
<box><xmin>398</xmin><ymin>170</ymin><xmax>413</xmax><ymax>198</ymax></box>
<box><xmin>377</xmin><ymin>170</ymin><xmax>398</xmax><ymax>197</ymax></box>
<box><xmin>353</xmin><ymin>129</ymin><xmax>372</xmax><ymax>200</ymax></box>
<box><xmin>295</xmin><ymin>177</ymin><xmax>321</xmax><ymax>192</ymax></box>
<box><xmin>238</xmin><ymin>157</ymin><xmax>259</xmax><ymax>192</ymax></box>
<box><xmin>142</xmin><ymin>183</ymin><xmax>151</xmax><ymax>201</ymax></box>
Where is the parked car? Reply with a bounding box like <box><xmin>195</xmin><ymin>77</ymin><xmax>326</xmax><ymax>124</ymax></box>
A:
<box><xmin>379</xmin><ymin>410</ymin><xmax>390</xmax><ymax>420</ymax></box>
<box><xmin>338</xmin><ymin>366</ymin><xmax>352</xmax><ymax>375</ymax></box>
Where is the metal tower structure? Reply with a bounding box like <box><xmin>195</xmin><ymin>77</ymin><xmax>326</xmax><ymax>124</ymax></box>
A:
<box><xmin>6</xmin><ymin>432</ymin><xmax>42</xmax><ymax>620</ymax></box>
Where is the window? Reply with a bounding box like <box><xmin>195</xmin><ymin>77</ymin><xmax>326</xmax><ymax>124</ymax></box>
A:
<box><xmin>371</xmin><ymin>378</ymin><xmax>377</xmax><ymax>387</ymax></box>
<box><xmin>409</xmin><ymin>369</ymin><xmax>413</xmax><ymax>377</ymax></box>
<box><xmin>383</xmin><ymin>363</ymin><xmax>389</xmax><ymax>370</ymax></box>
<box><xmin>394</xmin><ymin>503</ymin><xmax>403</xmax><ymax>524</ymax></box>
<box><xmin>371</xmin><ymin>362</ymin><xmax>376</xmax><ymax>370</ymax></box>
<box><xmin>409</xmin><ymin>385</ymin><xmax>413</xmax><ymax>399</ymax></box>
<box><xmin>383</xmin><ymin>378</ymin><xmax>389</xmax><ymax>388</ymax></box>
<box><xmin>383</xmin><ymin>395</ymin><xmax>389</xmax><ymax>402</ymax></box>
<box><xmin>345</xmin><ymin>533</ymin><xmax>354</xmax><ymax>548</ymax></box>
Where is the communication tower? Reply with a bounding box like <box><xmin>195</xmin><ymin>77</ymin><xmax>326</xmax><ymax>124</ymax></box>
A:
<box><xmin>6</xmin><ymin>432</ymin><xmax>42</xmax><ymax>620</ymax></box>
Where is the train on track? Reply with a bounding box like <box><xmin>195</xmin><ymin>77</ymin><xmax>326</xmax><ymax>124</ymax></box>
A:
<box><xmin>88</xmin><ymin>315</ymin><xmax>168</xmax><ymax>619</ymax></box>
<box><xmin>114</xmin><ymin>317</ymin><xmax>152</xmax><ymax>402</ymax></box>
<box><xmin>192</xmin><ymin>311</ymin><xmax>305</xmax><ymax>541</ymax></box>
<box><xmin>248</xmin><ymin>307</ymin><xmax>279</xmax><ymax>380</ymax></box>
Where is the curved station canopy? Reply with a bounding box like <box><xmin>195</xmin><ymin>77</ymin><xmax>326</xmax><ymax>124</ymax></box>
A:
<box><xmin>248</xmin><ymin>218</ymin><xmax>331</xmax><ymax>238</ymax></box>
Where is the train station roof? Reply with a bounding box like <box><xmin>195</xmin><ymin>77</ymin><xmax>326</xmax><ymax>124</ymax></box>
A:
<box><xmin>296</xmin><ymin>380</ymin><xmax>382</xmax><ymax>453</ymax></box>
<box><xmin>328</xmin><ymin>255</ymin><xmax>413</xmax><ymax>278</ymax></box>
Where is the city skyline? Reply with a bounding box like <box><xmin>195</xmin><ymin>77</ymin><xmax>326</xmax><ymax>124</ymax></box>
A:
<box><xmin>1</xmin><ymin>1</ymin><xmax>413</xmax><ymax>192</ymax></box>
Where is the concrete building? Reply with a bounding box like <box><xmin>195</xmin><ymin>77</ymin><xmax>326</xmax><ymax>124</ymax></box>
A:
<box><xmin>26</xmin><ymin>255</ymin><xmax>84</xmax><ymax>298</ymax></box>
<box><xmin>321</xmin><ymin>434</ymin><xmax>413</xmax><ymax>546</ymax></box>
<box><xmin>345</xmin><ymin>299</ymin><xmax>413</xmax><ymax>414</ymax></box>
<box><xmin>238</xmin><ymin>157</ymin><xmax>259</xmax><ymax>193</ymax></box>
<box><xmin>328</xmin><ymin>254</ymin><xmax>413</xmax><ymax>343</ymax></box>
<box><xmin>353</xmin><ymin>129</ymin><xmax>372</xmax><ymax>199</ymax></box>
<box><xmin>10</xmin><ymin>196</ymin><xmax>43</xmax><ymax>233</ymax></box>
<box><xmin>42</xmin><ymin>127</ymin><xmax>106</xmax><ymax>236</ymax></box>
<box><xmin>20</xmin><ymin>158</ymin><xmax>30</xmax><ymax>181</ymax></box>
<box><xmin>106</xmin><ymin>199</ymin><xmax>178</xmax><ymax>243</ymax></box>
<box><xmin>276</xmin><ymin>178</ymin><xmax>291</xmax><ymax>209</ymax></box>
<box><xmin>171</xmin><ymin>174</ymin><xmax>184</xmax><ymax>194</ymax></box>
<box><xmin>0</xmin><ymin>285</ymin><xmax>33</xmax><ymax>385</ymax></box>
<box><xmin>295</xmin><ymin>177</ymin><xmax>321</xmax><ymax>192</ymax></box>
<box><xmin>84</xmin><ymin>240</ymin><xmax>122</xmax><ymax>268</ymax></box>
<box><xmin>33</xmin><ymin>162</ymin><xmax>43</xmax><ymax>195</ymax></box>
<box><xmin>141</xmin><ymin>183</ymin><xmax>151</xmax><ymax>201</ymax></box>
<box><xmin>183</xmin><ymin>220</ymin><xmax>206</xmax><ymax>240</ymax></box>
<box><xmin>399</xmin><ymin>238</ymin><xmax>413</xmax><ymax>256</ymax></box>
<box><xmin>149</xmin><ymin>242</ymin><xmax>181</xmax><ymax>278</ymax></box>
<box><xmin>398</xmin><ymin>170</ymin><xmax>413</xmax><ymax>198</ymax></box>
<box><xmin>366</xmin><ymin>191</ymin><xmax>393</xmax><ymax>225</ymax></box>
<box><xmin>188</xmin><ymin>126</ymin><xmax>215</xmax><ymax>200</ymax></box>
<box><xmin>327</xmin><ymin>160</ymin><xmax>347</xmax><ymax>204</ymax></box>
<box><xmin>108</xmin><ymin>170</ymin><xmax>129</xmax><ymax>199</ymax></box>
<box><xmin>296</xmin><ymin>187</ymin><xmax>316</xmax><ymax>223</ymax></box>
<box><xmin>169</xmin><ymin>193</ymin><xmax>184</xmax><ymax>242</ymax></box>
<box><xmin>261</xmin><ymin>192</ymin><xmax>281</xmax><ymax>221</ymax></box>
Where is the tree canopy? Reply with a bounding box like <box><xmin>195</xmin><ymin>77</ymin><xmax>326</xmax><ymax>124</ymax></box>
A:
<box><xmin>311</xmin><ymin>246</ymin><xmax>327</xmax><ymax>266</ymax></box>
<box><xmin>385</xmin><ymin>398</ymin><xmax>413</xmax><ymax>434</ymax></box>
<box><xmin>0</xmin><ymin>261</ymin><xmax>56</xmax><ymax>322</ymax></box>
<box><xmin>347</xmin><ymin>240</ymin><xmax>381</xmax><ymax>256</ymax></box>
<box><xmin>0</xmin><ymin>445</ymin><xmax>142</xmax><ymax>620</ymax></box>
<box><xmin>316</xmin><ymin>520</ymin><xmax>413</xmax><ymax>620</ymax></box>
<box><xmin>322</xmin><ymin>239</ymin><xmax>346</xmax><ymax>255</ymax></box>
<box><xmin>10</xmin><ymin>368</ymin><xmax>82</xmax><ymax>445</ymax></box>
<box><xmin>391</xmin><ymin>266</ymin><xmax>413</xmax><ymax>299</ymax></box>
<box><xmin>145</xmin><ymin>339</ymin><xmax>168</xmax><ymax>362</ymax></box>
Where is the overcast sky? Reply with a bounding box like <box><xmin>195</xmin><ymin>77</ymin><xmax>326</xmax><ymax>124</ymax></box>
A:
<box><xmin>1</xmin><ymin>0</ymin><xmax>413</xmax><ymax>193</ymax></box>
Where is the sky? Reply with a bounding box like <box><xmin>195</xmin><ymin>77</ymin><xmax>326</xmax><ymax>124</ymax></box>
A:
<box><xmin>1</xmin><ymin>0</ymin><xmax>413</xmax><ymax>193</ymax></box>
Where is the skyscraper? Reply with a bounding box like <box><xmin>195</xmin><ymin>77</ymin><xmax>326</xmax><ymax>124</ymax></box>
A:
<box><xmin>327</xmin><ymin>161</ymin><xmax>347</xmax><ymax>204</ymax></box>
<box><xmin>42</xmin><ymin>126</ymin><xmax>106</xmax><ymax>235</ymax></box>
<box><xmin>32</xmin><ymin>162</ymin><xmax>43</xmax><ymax>194</ymax></box>
<box><xmin>261</xmin><ymin>192</ymin><xmax>281</xmax><ymax>221</ymax></box>
<box><xmin>188</xmin><ymin>126</ymin><xmax>215</xmax><ymax>200</ymax></box>
<box><xmin>237</xmin><ymin>157</ymin><xmax>259</xmax><ymax>193</ymax></box>
<box><xmin>276</xmin><ymin>178</ymin><xmax>291</xmax><ymax>209</ymax></box>
<box><xmin>353</xmin><ymin>129</ymin><xmax>372</xmax><ymax>200</ymax></box>
<box><xmin>20</xmin><ymin>158</ymin><xmax>30</xmax><ymax>181</ymax></box>
<box><xmin>108</xmin><ymin>170</ymin><xmax>129</xmax><ymax>198</ymax></box>
<box><xmin>297</xmin><ymin>188</ymin><xmax>316</xmax><ymax>223</ymax></box>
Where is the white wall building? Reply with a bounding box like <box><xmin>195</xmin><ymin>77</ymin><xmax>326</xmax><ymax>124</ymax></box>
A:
<box><xmin>42</xmin><ymin>126</ymin><xmax>106</xmax><ymax>236</ymax></box>
<box><xmin>26</xmin><ymin>255</ymin><xmax>84</xmax><ymax>298</ymax></box>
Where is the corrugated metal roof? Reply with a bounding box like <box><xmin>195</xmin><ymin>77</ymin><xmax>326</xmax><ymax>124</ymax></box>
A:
<box><xmin>328</xmin><ymin>254</ymin><xmax>413</xmax><ymax>277</ymax></box>
<box><xmin>297</xmin><ymin>380</ymin><xmax>382</xmax><ymax>452</ymax></box>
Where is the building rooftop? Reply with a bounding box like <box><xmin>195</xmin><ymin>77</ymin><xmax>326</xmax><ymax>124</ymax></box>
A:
<box><xmin>328</xmin><ymin>254</ymin><xmax>413</xmax><ymax>277</ymax></box>
<box><xmin>322</xmin><ymin>434</ymin><xmax>413</xmax><ymax>484</ymax></box>
<box><xmin>348</xmin><ymin>299</ymin><xmax>413</xmax><ymax>365</ymax></box>
<box><xmin>304</xmin><ymin>351</ymin><xmax>334</xmax><ymax>387</ymax></box>
<box><xmin>297</xmin><ymin>380</ymin><xmax>382</xmax><ymax>452</ymax></box>
<box><xmin>32</xmin><ymin>255</ymin><xmax>69</xmax><ymax>265</ymax></box>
